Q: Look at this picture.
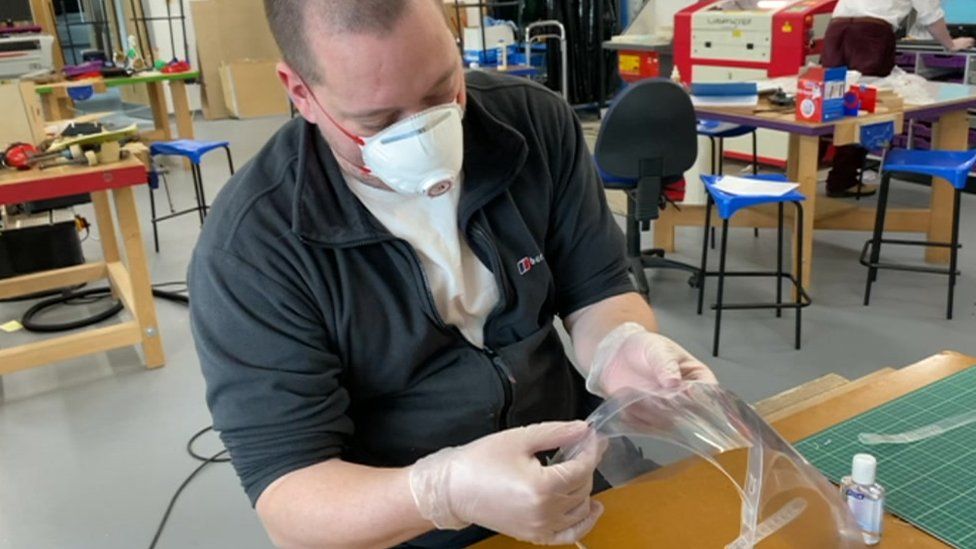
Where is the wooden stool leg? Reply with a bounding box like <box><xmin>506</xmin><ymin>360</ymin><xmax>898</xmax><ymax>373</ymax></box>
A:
<box><xmin>112</xmin><ymin>186</ymin><xmax>165</xmax><ymax>369</ymax></box>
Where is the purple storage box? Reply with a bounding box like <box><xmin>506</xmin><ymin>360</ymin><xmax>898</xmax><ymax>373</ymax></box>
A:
<box><xmin>921</xmin><ymin>54</ymin><xmax>967</xmax><ymax>70</ymax></box>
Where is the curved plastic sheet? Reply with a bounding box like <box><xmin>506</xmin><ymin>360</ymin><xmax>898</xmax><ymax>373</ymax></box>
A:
<box><xmin>554</xmin><ymin>383</ymin><xmax>863</xmax><ymax>548</ymax></box>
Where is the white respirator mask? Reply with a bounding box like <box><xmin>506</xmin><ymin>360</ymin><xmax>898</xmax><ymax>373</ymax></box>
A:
<box><xmin>358</xmin><ymin>103</ymin><xmax>465</xmax><ymax>197</ymax></box>
<box><xmin>305</xmin><ymin>76</ymin><xmax>466</xmax><ymax>198</ymax></box>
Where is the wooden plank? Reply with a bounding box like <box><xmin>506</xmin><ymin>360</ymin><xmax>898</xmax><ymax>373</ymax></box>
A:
<box><xmin>106</xmin><ymin>261</ymin><xmax>136</xmax><ymax>313</ymax></box>
<box><xmin>0</xmin><ymin>322</ymin><xmax>142</xmax><ymax>375</ymax></box>
<box><xmin>753</xmin><ymin>373</ymin><xmax>850</xmax><ymax>418</ymax></box>
<box><xmin>763</xmin><ymin>367</ymin><xmax>896</xmax><ymax>423</ymax></box>
<box><xmin>112</xmin><ymin>185</ymin><xmax>165</xmax><ymax>369</ymax></box>
<box><xmin>0</xmin><ymin>263</ymin><xmax>106</xmax><ymax>300</ymax></box>
<box><xmin>815</xmin><ymin>206</ymin><xmax>931</xmax><ymax>232</ymax></box>
<box><xmin>774</xmin><ymin>352</ymin><xmax>974</xmax><ymax>441</ymax></box>
<box><xmin>927</xmin><ymin>110</ymin><xmax>968</xmax><ymax>264</ymax></box>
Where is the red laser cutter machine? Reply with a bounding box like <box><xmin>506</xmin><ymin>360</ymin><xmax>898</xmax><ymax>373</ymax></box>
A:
<box><xmin>674</xmin><ymin>0</ymin><xmax>837</xmax><ymax>84</ymax></box>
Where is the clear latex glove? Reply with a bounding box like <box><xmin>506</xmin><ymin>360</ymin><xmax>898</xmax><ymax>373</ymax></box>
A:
<box><xmin>586</xmin><ymin>323</ymin><xmax>717</xmax><ymax>398</ymax></box>
<box><xmin>951</xmin><ymin>37</ymin><xmax>975</xmax><ymax>52</ymax></box>
<box><xmin>409</xmin><ymin>421</ymin><xmax>606</xmax><ymax>545</ymax></box>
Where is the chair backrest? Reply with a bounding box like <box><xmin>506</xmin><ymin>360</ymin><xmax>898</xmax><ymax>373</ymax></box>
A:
<box><xmin>595</xmin><ymin>79</ymin><xmax>698</xmax><ymax>181</ymax></box>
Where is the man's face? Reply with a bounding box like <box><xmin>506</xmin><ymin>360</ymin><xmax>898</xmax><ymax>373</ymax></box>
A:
<box><xmin>278</xmin><ymin>0</ymin><xmax>466</xmax><ymax>187</ymax></box>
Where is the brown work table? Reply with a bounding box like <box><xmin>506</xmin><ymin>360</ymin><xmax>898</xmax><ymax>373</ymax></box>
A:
<box><xmin>476</xmin><ymin>351</ymin><xmax>975</xmax><ymax>548</ymax></box>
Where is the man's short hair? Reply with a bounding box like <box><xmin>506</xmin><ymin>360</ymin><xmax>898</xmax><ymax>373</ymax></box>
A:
<box><xmin>264</xmin><ymin>0</ymin><xmax>440</xmax><ymax>83</ymax></box>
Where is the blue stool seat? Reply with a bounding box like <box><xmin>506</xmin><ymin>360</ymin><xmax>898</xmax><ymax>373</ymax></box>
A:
<box><xmin>151</xmin><ymin>140</ymin><xmax>231</xmax><ymax>165</ymax></box>
<box><xmin>146</xmin><ymin>139</ymin><xmax>235</xmax><ymax>253</ymax></box>
<box><xmin>697</xmin><ymin>120</ymin><xmax>756</xmax><ymax>139</ymax></box>
<box><xmin>701</xmin><ymin>173</ymin><xmax>806</xmax><ymax>219</ymax></box>
<box><xmin>881</xmin><ymin>148</ymin><xmax>976</xmax><ymax>190</ymax></box>
<box><xmin>697</xmin><ymin>173</ymin><xmax>810</xmax><ymax>356</ymax></box>
<box><xmin>862</xmin><ymin>147</ymin><xmax>973</xmax><ymax>319</ymax></box>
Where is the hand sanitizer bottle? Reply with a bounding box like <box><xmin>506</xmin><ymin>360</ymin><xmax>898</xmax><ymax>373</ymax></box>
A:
<box><xmin>840</xmin><ymin>453</ymin><xmax>885</xmax><ymax>545</ymax></box>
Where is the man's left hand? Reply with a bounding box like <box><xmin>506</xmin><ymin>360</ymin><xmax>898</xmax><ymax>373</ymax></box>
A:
<box><xmin>586</xmin><ymin>323</ymin><xmax>717</xmax><ymax>398</ymax></box>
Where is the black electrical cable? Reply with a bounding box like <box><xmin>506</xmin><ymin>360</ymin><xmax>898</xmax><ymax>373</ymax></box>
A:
<box><xmin>186</xmin><ymin>426</ymin><xmax>231</xmax><ymax>463</ymax></box>
<box><xmin>147</xmin><ymin>447</ymin><xmax>229</xmax><ymax>549</ymax></box>
<box><xmin>21</xmin><ymin>288</ymin><xmax>124</xmax><ymax>333</ymax></box>
<box><xmin>146</xmin><ymin>425</ymin><xmax>230</xmax><ymax>549</ymax></box>
<box><xmin>20</xmin><ymin>285</ymin><xmax>190</xmax><ymax>333</ymax></box>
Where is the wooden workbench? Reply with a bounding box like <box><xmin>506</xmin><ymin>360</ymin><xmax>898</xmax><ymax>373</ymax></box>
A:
<box><xmin>0</xmin><ymin>158</ymin><xmax>165</xmax><ymax>374</ymax></box>
<box><xmin>656</xmin><ymin>82</ymin><xmax>976</xmax><ymax>290</ymax></box>
<box><xmin>476</xmin><ymin>351</ymin><xmax>975</xmax><ymax>548</ymax></box>
<box><xmin>33</xmin><ymin>71</ymin><xmax>199</xmax><ymax>145</ymax></box>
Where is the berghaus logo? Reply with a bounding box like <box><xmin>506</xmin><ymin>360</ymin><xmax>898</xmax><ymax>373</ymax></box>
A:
<box><xmin>517</xmin><ymin>254</ymin><xmax>545</xmax><ymax>275</ymax></box>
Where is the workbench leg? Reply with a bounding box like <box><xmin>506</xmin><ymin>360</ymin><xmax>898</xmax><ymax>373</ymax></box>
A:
<box><xmin>147</xmin><ymin>81</ymin><xmax>173</xmax><ymax>141</ymax></box>
<box><xmin>789</xmin><ymin>135</ymin><xmax>818</xmax><ymax>292</ymax></box>
<box><xmin>90</xmin><ymin>191</ymin><xmax>121</xmax><ymax>262</ymax></box>
<box><xmin>170</xmin><ymin>80</ymin><xmax>195</xmax><ymax>140</ymax></box>
<box><xmin>40</xmin><ymin>92</ymin><xmax>60</xmax><ymax>121</ymax></box>
<box><xmin>112</xmin><ymin>186</ymin><xmax>165</xmax><ymax>369</ymax></box>
<box><xmin>787</xmin><ymin>134</ymin><xmax>801</xmax><ymax>182</ymax></box>
<box><xmin>91</xmin><ymin>190</ymin><xmax>122</xmax><ymax>299</ymax></box>
<box><xmin>927</xmin><ymin>110</ymin><xmax>968</xmax><ymax>264</ymax></box>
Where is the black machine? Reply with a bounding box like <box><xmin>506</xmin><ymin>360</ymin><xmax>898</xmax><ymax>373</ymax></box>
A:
<box><xmin>0</xmin><ymin>211</ymin><xmax>84</xmax><ymax>280</ymax></box>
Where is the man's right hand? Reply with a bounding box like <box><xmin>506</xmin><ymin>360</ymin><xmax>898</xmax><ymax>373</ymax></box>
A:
<box><xmin>409</xmin><ymin>421</ymin><xmax>606</xmax><ymax>545</ymax></box>
<box><xmin>950</xmin><ymin>37</ymin><xmax>975</xmax><ymax>52</ymax></box>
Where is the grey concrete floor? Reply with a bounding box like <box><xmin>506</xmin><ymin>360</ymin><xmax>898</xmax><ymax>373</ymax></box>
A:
<box><xmin>1</xmin><ymin>113</ymin><xmax>974</xmax><ymax>549</ymax></box>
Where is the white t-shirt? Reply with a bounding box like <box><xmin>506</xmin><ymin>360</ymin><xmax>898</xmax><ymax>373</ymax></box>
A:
<box><xmin>834</xmin><ymin>0</ymin><xmax>946</xmax><ymax>29</ymax></box>
<box><xmin>346</xmin><ymin>176</ymin><xmax>500</xmax><ymax>348</ymax></box>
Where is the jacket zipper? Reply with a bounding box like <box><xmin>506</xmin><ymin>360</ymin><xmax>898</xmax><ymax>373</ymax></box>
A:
<box><xmin>394</xmin><ymin>239</ymin><xmax>514</xmax><ymax>429</ymax></box>
<box><xmin>469</xmin><ymin>222</ymin><xmax>517</xmax><ymax>428</ymax></box>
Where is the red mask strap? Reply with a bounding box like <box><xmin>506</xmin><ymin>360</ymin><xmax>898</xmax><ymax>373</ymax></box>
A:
<box><xmin>298</xmin><ymin>75</ymin><xmax>366</xmax><ymax>147</ymax></box>
<box><xmin>298</xmin><ymin>75</ymin><xmax>371</xmax><ymax>175</ymax></box>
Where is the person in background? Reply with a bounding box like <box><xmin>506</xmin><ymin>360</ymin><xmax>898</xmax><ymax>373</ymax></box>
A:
<box><xmin>822</xmin><ymin>0</ymin><xmax>975</xmax><ymax>198</ymax></box>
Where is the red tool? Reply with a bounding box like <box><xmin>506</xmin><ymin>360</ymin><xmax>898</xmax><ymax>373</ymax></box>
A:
<box><xmin>2</xmin><ymin>143</ymin><xmax>38</xmax><ymax>170</ymax></box>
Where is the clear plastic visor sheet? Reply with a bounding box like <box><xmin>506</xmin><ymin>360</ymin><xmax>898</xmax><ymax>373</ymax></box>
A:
<box><xmin>554</xmin><ymin>383</ymin><xmax>863</xmax><ymax>548</ymax></box>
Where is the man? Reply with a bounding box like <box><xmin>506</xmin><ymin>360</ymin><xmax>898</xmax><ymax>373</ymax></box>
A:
<box><xmin>822</xmin><ymin>0</ymin><xmax>975</xmax><ymax>198</ymax></box>
<box><xmin>189</xmin><ymin>1</ymin><xmax>716</xmax><ymax>547</ymax></box>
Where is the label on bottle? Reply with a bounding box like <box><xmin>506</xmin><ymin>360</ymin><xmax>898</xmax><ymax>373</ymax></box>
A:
<box><xmin>845</xmin><ymin>488</ymin><xmax>883</xmax><ymax>533</ymax></box>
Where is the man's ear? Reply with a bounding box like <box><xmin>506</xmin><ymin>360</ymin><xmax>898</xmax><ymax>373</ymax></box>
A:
<box><xmin>277</xmin><ymin>61</ymin><xmax>317</xmax><ymax>124</ymax></box>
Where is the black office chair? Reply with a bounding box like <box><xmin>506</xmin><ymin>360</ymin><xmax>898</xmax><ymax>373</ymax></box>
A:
<box><xmin>595</xmin><ymin>79</ymin><xmax>702</xmax><ymax>296</ymax></box>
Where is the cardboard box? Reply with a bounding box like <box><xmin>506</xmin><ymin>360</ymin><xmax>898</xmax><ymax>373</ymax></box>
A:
<box><xmin>796</xmin><ymin>66</ymin><xmax>847</xmax><ymax>123</ymax></box>
<box><xmin>0</xmin><ymin>79</ymin><xmax>46</xmax><ymax>147</ymax></box>
<box><xmin>219</xmin><ymin>59</ymin><xmax>289</xmax><ymax>119</ymax></box>
<box><xmin>191</xmin><ymin>0</ymin><xmax>281</xmax><ymax>120</ymax></box>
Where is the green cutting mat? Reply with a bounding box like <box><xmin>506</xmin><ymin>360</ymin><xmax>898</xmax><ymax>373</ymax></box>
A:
<box><xmin>794</xmin><ymin>366</ymin><xmax>976</xmax><ymax>549</ymax></box>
